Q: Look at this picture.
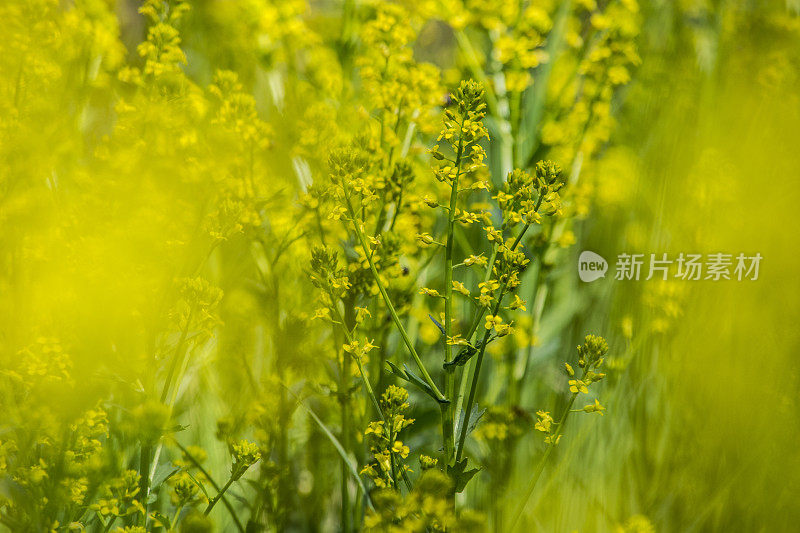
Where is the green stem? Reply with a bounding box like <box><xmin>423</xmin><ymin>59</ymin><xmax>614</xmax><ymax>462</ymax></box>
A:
<box><xmin>101</xmin><ymin>516</ymin><xmax>116</xmax><ymax>533</ymax></box>
<box><xmin>170</xmin><ymin>504</ymin><xmax>185</xmax><ymax>530</ymax></box>
<box><xmin>454</xmin><ymin>215</ymin><xmax>538</xmax><ymax>461</ymax></box>
<box><xmin>175</xmin><ymin>442</ymin><xmax>246</xmax><ymax>532</ymax></box>
<box><xmin>509</xmin><ymin>367</ymin><xmax>589</xmax><ymax>529</ymax></box>
<box><xmin>160</xmin><ymin>307</ymin><xmax>194</xmax><ymax>403</ymax></box>
<box><xmin>328</xmin><ymin>299</ymin><xmax>384</xmax><ymax>421</ymax></box>
<box><xmin>389</xmin><ymin>426</ymin><xmax>399</xmax><ymax>490</ymax></box>
<box><xmin>339</xmin><ymin>341</ymin><xmax>352</xmax><ymax>532</ymax></box>
<box><xmin>443</xmin><ymin>128</ymin><xmax>465</xmax><ymax>466</ymax></box>
<box><xmin>454</xmin><ymin>222</ymin><xmax>530</xmax><ymax>428</ymax></box>
<box><xmin>204</xmin><ymin>475</ymin><xmax>236</xmax><ymax>516</ymax></box>
<box><xmin>462</xmin><ymin>222</ymin><xmax>531</xmax><ymax>346</ymax></box>
<box><xmin>455</xmin><ymin>286</ymin><xmax>507</xmax><ymax>463</ymax></box>
<box><xmin>342</xmin><ymin>185</ymin><xmax>445</xmax><ymax>402</ymax></box>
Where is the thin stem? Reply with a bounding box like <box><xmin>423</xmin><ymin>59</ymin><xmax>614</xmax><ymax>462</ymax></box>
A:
<box><xmin>160</xmin><ymin>307</ymin><xmax>194</xmax><ymax>403</ymax></box>
<box><xmin>462</xmin><ymin>222</ymin><xmax>531</xmax><ymax>346</ymax></box>
<box><xmin>175</xmin><ymin>441</ymin><xmax>246</xmax><ymax>533</ymax></box>
<box><xmin>442</xmin><ymin>125</ymin><xmax>465</xmax><ymax>465</ymax></box>
<box><xmin>388</xmin><ymin>425</ymin><xmax>399</xmax><ymax>489</ymax></box>
<box><xmin>455</xmin><ymin>286</ymin><xmax>507</xmax><ymax>463</ymax></box>
<box><xmin>170</xmin><ymin>505</ymin><xmax>185</xmax><ymax>531</ymax></box>
<box><xmin>101</xmin><ymin>516</ymin><xmax>116</xmax><ymax>533</ymax></box>
<box><xmin>204</xmin><ymin>475</ymin><xmax>236</xmax><ymax>516</ymax></box>
<box><xmin>339</xmin><ymin>341</ymin><xmax>352</xmax><ymax>532</ymax></box>
<box><xmin>509</xmin><ymin>366</ymin><xmax>589</xmax><ymax>530</ymax></box>
<box><xmin>328</xmin><ymin>298</ymin><xmax>384</xmax><ymax>421</ymax></box>
<box><xmin>342</xmin><ymin>185</ymin><xmax>445</xmax><ymax>402</ymax></box>
<box><xmin>455</xmin><ymin>212</ymin><xmax>539</xmax><ymax>461</ymax></box>
<box><xmin>454</xmin><ymin>223</ymin><xmax>531</xmax><ymax>427</ymax></box>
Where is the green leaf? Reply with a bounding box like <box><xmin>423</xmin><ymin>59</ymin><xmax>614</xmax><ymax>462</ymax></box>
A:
<box><xmin>428</xmin><ymin>314</ymin><xmax>446</xmax><ymax>336</ymax></box>
<box><xmin>447</xmin><ymin>458</ymin><xmax>481</xmax><ymax>493</ymax></box>
<box><xmin>185</xmin><ymin>470</ymin><xmax>212</xmax><ymax>501</ymax></box>
<box><xmin>386</xmin><ymin>361</ymin><xmax>449</xmax><ymax>405</ymax></box>
<box><xmin>151</xmin><ymin>465</ymin><xmax>180</xmax><ymax>490</ymax></box>
<box><xmin>150</xmin><ymin>511</ymin><xmax>171</xmax><ymax>529</ymax></box>
<box><xmin>443</xmin><ymin>339</ymin><xmax>484</xmax><ymax>370</ymax></box>
<box><xmin>455</xmin><ymin>403</ymin><xmax>486</xmax><ymax>441</ymax></box>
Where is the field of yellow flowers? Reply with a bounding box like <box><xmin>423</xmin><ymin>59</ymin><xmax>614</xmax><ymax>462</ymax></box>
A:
<box><xmin>1</xmin><ymin>1</ymin><xmax>799</xmax><ymax>532</ymax></box>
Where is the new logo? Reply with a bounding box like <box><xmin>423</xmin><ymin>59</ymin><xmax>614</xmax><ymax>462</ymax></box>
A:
<box><xmin>578</xmin><ymin>251</ymin><xmax>608</xmax><ymax>282</ymax></box>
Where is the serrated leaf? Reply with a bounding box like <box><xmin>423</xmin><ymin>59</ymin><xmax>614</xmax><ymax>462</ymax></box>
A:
<box><xmin>455</xmin><ymin>403</ymin><xmax>486</xmax><ymax>441</ymax></box>
<box><xmin>447</xmin><ymin>458</ymin><xmax>481</xmax><ymax>493</ymax></box>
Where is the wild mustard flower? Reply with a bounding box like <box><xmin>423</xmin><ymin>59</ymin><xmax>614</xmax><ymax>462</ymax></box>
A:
<box><xmin>569</xmin><ymin>379</ymin><xmax>590</xmax><ymax>394</ymax></box>
<box><xmin>534</xmin><ymin>411</ymin><xmax>554</xmax><ymax>434</ymax></box>
<box><xmin>583</xmin><ymin>399</ymin><xmax>606</xmax><ymax>415</ymax></box>
<box><xmin>231</xmin><ymin>440</ymin><xmax>261</xmax><ymax>480</ymax></box>
<box><xmin>0</xmin><ymin>0</ymin><xmax>646</xmax><ymax>528</ymax></box>
<box><xmin>362</xmin><ymin>386</ymin><xmax>415</xmax><ymax>489</ymax></box>
<box><xmin>512</xmin><ymin>335</ymin><xmax>611</xmax><ymax>526</ymax></box>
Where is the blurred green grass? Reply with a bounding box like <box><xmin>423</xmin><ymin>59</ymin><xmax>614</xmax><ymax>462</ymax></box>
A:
<box><xmin>502</xmin><ymin>3</ymin><xmax>800</xmax><ymax>530</ymax></box>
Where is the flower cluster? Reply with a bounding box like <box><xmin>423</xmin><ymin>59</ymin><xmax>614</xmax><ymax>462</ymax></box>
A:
<box><xmin>364</xmin><ymin>468</ymin><xmax>485</xmax><ymax>531</ymax></box>
<box><xmin>535</xmin><ymin>335</ymin><xmax>609</xmax><ymax>446</ymax></box>
<box><xmin>119</xmin><ymin>0</ymin><xmax>190</xmax><ymax>87</ymax></box>
<box><xmin>361</xmin><ymin>386</ymin><xmax>415</xmax><ymax>489</ymax></box>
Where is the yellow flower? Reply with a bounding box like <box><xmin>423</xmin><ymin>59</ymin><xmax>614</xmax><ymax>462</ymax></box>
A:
<box><xmin>544</xmin><ymin>434</ymin><xmax>562</xmax><ymax>445</ymax></box>
<box><xmin>446</xmin><ymin>335</ymin><xmax>467</xmax><ymax>346</ymax></box>
<box><xmin>452</xmin><ymin>281</ymin><xmax>470</xmax><ymax>296</ymax></box>
<box><xmin>391</xmin><ymin>441</ymin><xmax>410</xmax><ymax>459</ymax></box>
<box><xmin>583</xmin><ymin>399</ymin><xmax>605</xmax><ymax>415</ymax></box>
<box><xmin>479</xmin><ymin>293</ymin><xmax>494</xmax><ymax>307</ymax></box>
<box><xmin>464</xmin><ymin>254</ymin><xmax>488</xmax><ymax>267</ymax></box>
<box><xmin>485</xmin><ymin>315</ymin><xmax>503</xmax><ymax>330</ymax></box>
<box><xmin>569</xmin><ymin>379</ymin><xmax>589</xmax><ymax>394</ymax></box>
<box><xmin>365</xmin><ymin>421</ymin><xmax>384</xmax><ymax>437</ymax></box>
<box><xmin>495</xmin><ymin>323</ymin><xmax>514</xmax><ymax>337</ymax></box>
<box><xmin>312</xmin><ymin>307</ymin><xmax>331</xmax><ymax>321</ymax></box>
<box><xmin>485</xmin><ymin>227</ymin><xmax>503</xmax><ymax>242</ymax></box>
<box><xmin>478</xmin><ymin>280</ymin><xmax>500</xmax><ymax>293</ymax></box>
<box><xmin>328</xmin><ymin>205</ymin><xmax>346</xmax><ymax>220</ymax></box>
<box><xmin>355</xmin><ymin>306</ymin><xmax>371</xmax><ymax>324</ymax></box>
<box><xmin>420</xmin><ymin>287</ymin><xmax>442</xmax><ymax>298</ymax></box>
<box><xmin>509</xmin><ymin>294</ymin><xmax>526</xmax><ymax>311</ymax></box>
<box><xmin>421</xmin><ymin>196</ymin><xmax>439</xmax><ymax>208</ymax></box>
<box><xmin>534</xmin><ymin>410</ymin><xmax>553</xmax><ymax>433</ymax></box>
<box><xmin>343</xmin><ymin>339</ymin><xmax>377</xmax><ymax>359</ymax></box>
